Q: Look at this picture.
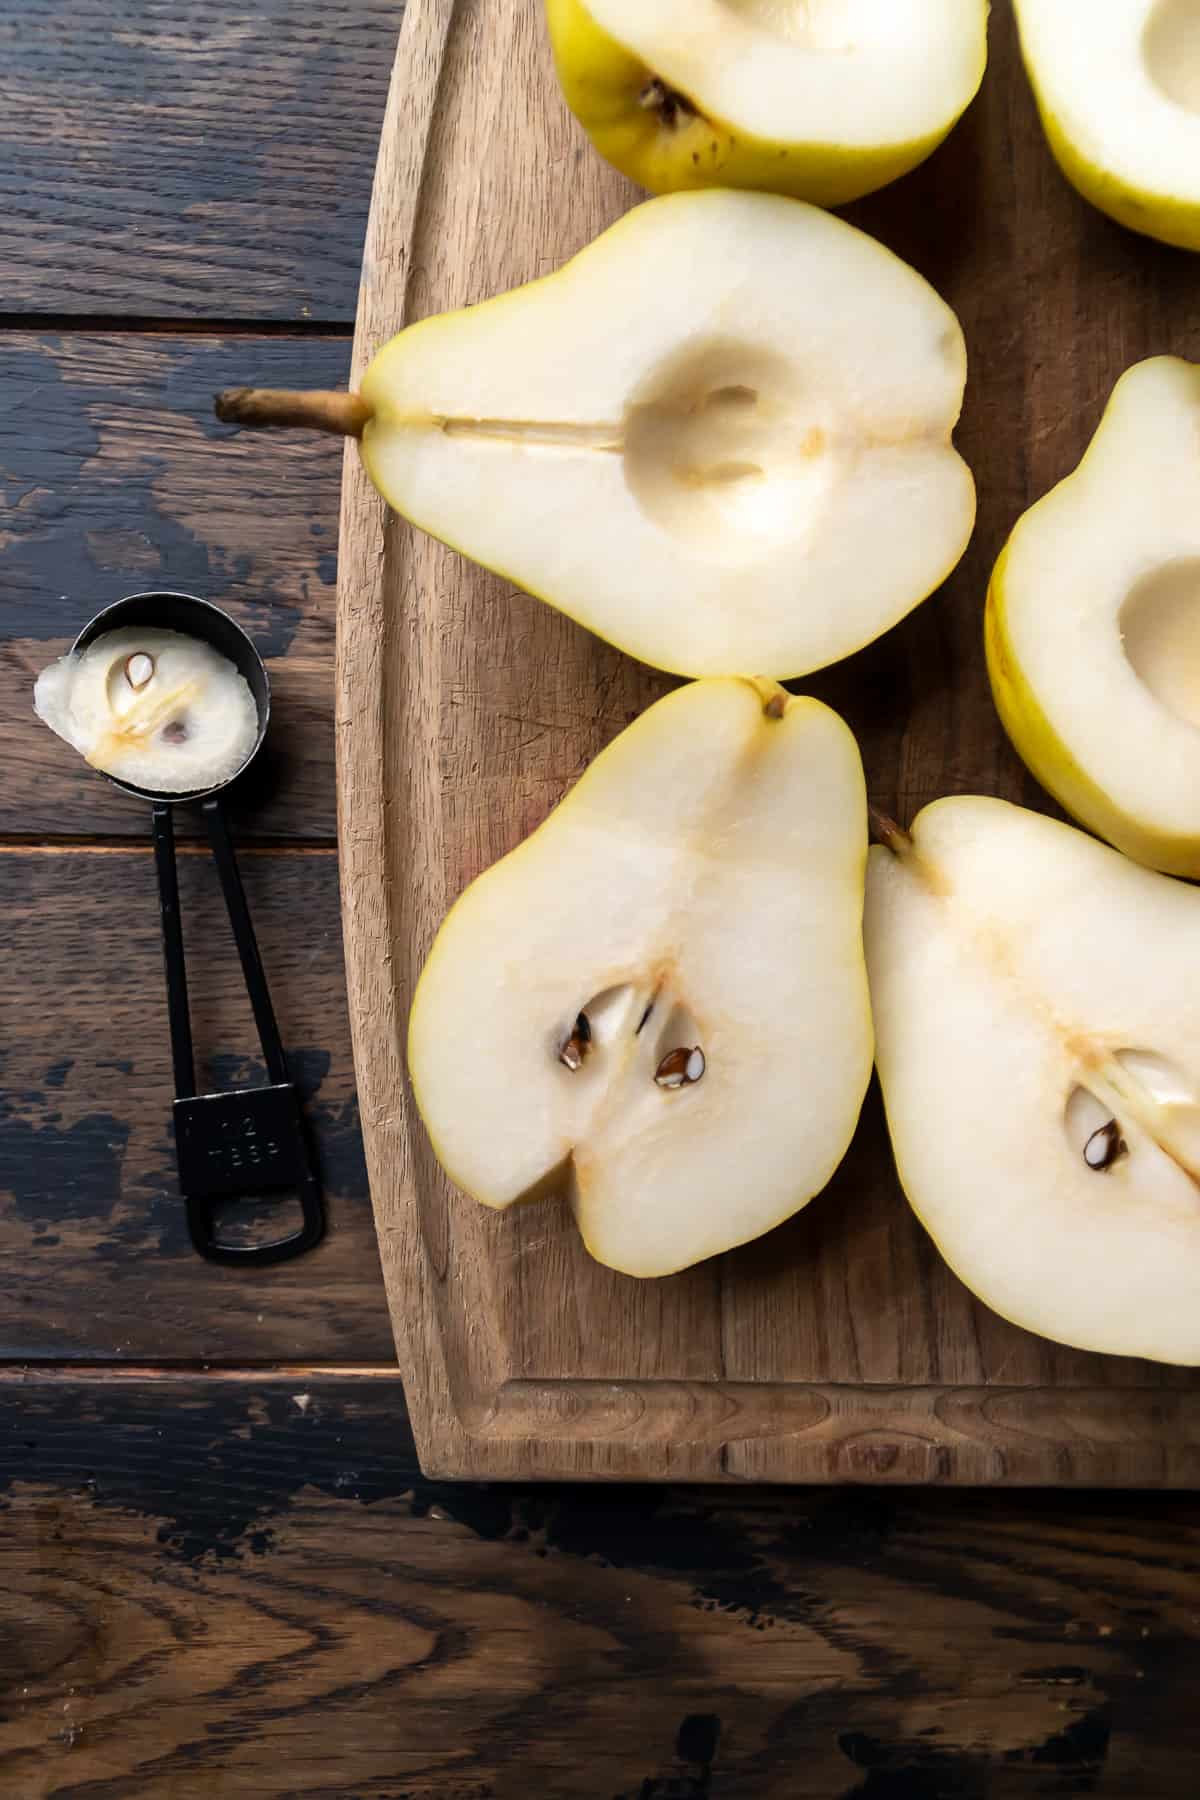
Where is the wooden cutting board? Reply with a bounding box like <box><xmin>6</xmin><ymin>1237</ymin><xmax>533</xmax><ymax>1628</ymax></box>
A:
<box><xmin>336</xmin><ymin>0</ymin><xmax>1200</xmax><ymax>1483</ymax></box>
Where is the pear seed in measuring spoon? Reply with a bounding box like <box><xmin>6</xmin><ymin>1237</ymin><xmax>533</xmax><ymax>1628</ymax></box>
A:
<box><xmin>124</xmin><ymin>652</ymin><xmax>156</xmax><ymax>691</ymax></box>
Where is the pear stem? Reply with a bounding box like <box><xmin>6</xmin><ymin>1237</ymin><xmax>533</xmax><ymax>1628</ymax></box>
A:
<box><xmin>868</xmin><ymin>805</ymin><xmax>912</xmax><ymax>856</ymax></box>
<box><xmin>214</xmin><ymin>388</ymin><xmax>373</xmax><ymax>438</ymax></box>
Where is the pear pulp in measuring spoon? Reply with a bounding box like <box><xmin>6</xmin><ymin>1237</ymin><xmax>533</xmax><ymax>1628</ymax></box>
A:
<box><xmin>34</xmin><ymin>627</ymin><xmax>259</xmax><ymax>795</ymax></box>
<box><xmin>865</xmin><ymin>796</ymin><xmax>1200</xmax><ymax>1365</ymax></box>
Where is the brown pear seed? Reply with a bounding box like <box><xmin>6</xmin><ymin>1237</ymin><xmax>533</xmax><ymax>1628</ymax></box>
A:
<box><xmin>558</xmin><ymin>1012</ymin><xmax>592</xmax><ymax>1072</ymax></box>
<box><xmin>1084</xmin><ymin>1119</ymin><xmax>1126</xmax><ymax>1171</ymax></box>
<box><xmin>655</xmin><ymin>1046</ymin><xmax>706</xmax><ymax>1089</ymax></box>
<box><xmin>124</xmin><ymin>652</ymin><xmax>155</xmax><ymax>691</ymax></box>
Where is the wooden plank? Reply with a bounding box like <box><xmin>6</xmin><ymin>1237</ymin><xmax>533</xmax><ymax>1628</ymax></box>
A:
<box><xmin>0</xmin><ymin>847</ymin><xmax>394</xmax><ymax>1363</ymax></box>
<box><xmin>1</xmin><ymin>1373</ymin><xmax>1199</xmax><ymax>1797</ymax></box>
<box><xmin>0</xmin><ymin>0</ymin><xmax>398</xmax><ymax>321</ymax></box>
<box><xmin>337</xmin><ymin>0</ymin><xmax>1200</xmax><ymax>1481</ymax></box>
<box><xmin>2</xmin><ymin>332</ymin><xmax>348</xmax><ymax>842</ymax></box>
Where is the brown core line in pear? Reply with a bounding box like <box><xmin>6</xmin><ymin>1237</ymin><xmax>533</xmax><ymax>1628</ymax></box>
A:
<box><xmin>216</xmin><ymin>345</ymin><xmax>833</xmax><ymax>555</ymax></box>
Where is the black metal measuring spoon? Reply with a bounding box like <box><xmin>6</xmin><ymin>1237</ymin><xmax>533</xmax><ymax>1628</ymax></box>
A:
<box><xmin>73</xmin><ymin>590</ymin><xmax>325</xmax><ymax>1267</ymax></box>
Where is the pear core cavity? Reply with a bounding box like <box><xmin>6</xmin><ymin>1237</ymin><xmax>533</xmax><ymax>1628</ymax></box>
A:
<box><xmin>1120</xmin><ymin>557</ymin><xmax>1200</xmax><ymax>732</ymax></box>
<box><xmin>1143</xmin><ymin>0</ymin><xmax>1200</xmax><ymax>116</ymax></box>
<box><xmin>623</xmin><ymin>338</ymin><xmax>833</xmax><ymax>556</ymax></box>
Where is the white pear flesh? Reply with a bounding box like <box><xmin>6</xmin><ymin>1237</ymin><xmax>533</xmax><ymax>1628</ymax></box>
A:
<box><xmin>1015</xmin><ymin>0</ymin><xmax>1200</xmax><ymax>250</ymax></box>
<box><xmin>988</xmin><ymin>358</ymin><xmax>1200</xmax><ymax>878</ymax></box>
<box><xmin>865</xmin><ymin>796</ymin><xmax>1200</xmax><ymax>1365</ymax></box>
<box><xmin>361</xmin><ymin>191</ymin><xmax>975</xmax><ymax>680</ymax></box>
<box><xmin>408</xmin><ymin>679</ymin><xmax>873</xmax><ymax>1279</ymax></box>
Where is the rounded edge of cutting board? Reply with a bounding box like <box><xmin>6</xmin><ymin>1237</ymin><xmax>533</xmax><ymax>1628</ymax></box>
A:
<box><xmin>335</xmin><ymin>0</ymin><xmax>463</xmax><ymax>1471</ymax></box>
<box><xmin>334</xmin><ymin>0</ymin><xmax>643</xmax><ymax>1479</ymax></box>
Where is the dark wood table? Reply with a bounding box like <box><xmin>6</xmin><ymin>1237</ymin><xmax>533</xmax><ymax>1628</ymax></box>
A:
<box><xmin>3</xmin><ymin>3</ymin><xmax>1199</xmax><ymax>1793</ymax></box>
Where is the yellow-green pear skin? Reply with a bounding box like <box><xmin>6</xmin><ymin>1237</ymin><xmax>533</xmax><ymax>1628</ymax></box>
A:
<box><xmin>545</xmin><ymin>0</ymin><xmax>989</xmax><ymax>208</ymax></box>
<box><xmin>986</xmin><ymin>357</ymin><xmax>1200</xmax><ymax>880</ymax></box>
<box><xmin>987</xmin><ymin>549</ymin><xmax>1200</xmax><ymax>880</ymax></box>
<box><xmin>1037</xmin><ymin>110</ymin><xmax>1200</xmax><ymax>254</ymax></box>
<box><xmin>407</xmin><ymin>678</ymin><xmax>873</xmax><ymax>1280</ymax></box>
<box><xmin>1015</xmin><ymin>0</ymin><xmax>1200</xmax><ymax>253</ymax></box>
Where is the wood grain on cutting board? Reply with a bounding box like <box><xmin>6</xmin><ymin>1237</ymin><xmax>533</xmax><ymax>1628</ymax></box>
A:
<box><xmin>337</xmin><ymin>0</ymin><xmax>1200</xmax><ymax>1481</ymax></box>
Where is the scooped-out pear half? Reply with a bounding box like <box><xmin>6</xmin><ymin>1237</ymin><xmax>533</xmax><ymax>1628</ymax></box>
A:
<box><xmin>1015</xmin><ymin>0</ymin><xmax>1200</xmax><ymax>252</ymax></box>
<box><xmin>408</xmin><ymin>678</ymin><xmax>874</xmax><ymax>1279</ymax></box>
<box><xmin>987</xmin><ymin>357</ymin><xmax>1200</xmax><ymax>878</ymax></box>
<box><xmin>866</xmin><ymin>796</ymin><xmax>1200</xmax><ymax>1364</ymax></box>
<box><xmin>546</xmin><ymin>0</ymin><xmax>989</xmax><ymax>207</ymax></box>
<box><xmin>217</xmin><ymin>191</ymin><xmax>975</xmax><ymax>680</ymax></box>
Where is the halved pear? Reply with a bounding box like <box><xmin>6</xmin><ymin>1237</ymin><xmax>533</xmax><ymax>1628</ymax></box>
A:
<box><xmin>217</xmin><ymin>191</ymin><xmax>975</xmax><ymax>680</ymax></box>
<box><xmin>866</xmin><ymin>796</ymin><xmax>1200</xmax><ymax>1365</ymax></box>
<box><xmin>1016</xmin><ymin>0</ymin><xmax>1200</xmax><ymax>251</ymax></box>
<box><xmin>987</xmin><ymin>357</ymin><xmax>1200</xmax><ymax>878</ymax></box>
<box><xmin>546</xmin><ymin>0</ymin><xmax>989</xmax><ymax>207</ymax></box>
<box><xmin>408</xmin><ymin>678</ymin><xmax>873</xmax><ymax>1278</ymax></box>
